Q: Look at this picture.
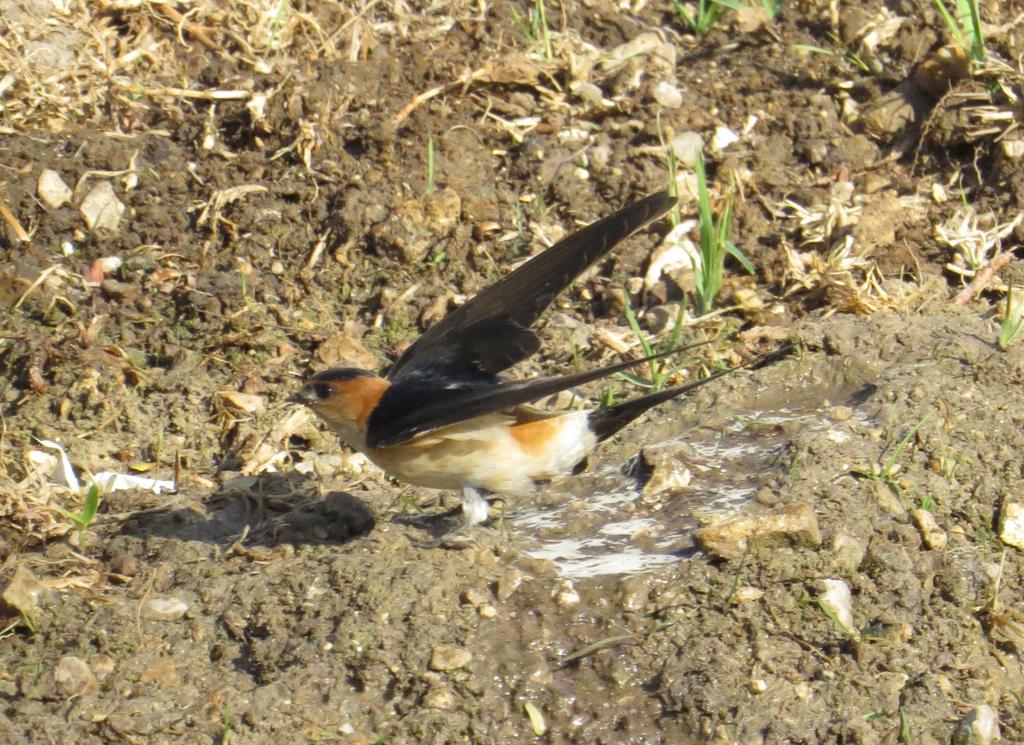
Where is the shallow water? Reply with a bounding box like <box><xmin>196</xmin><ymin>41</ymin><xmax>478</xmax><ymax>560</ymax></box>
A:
<box><xmin>515</xmin><ymin>403</ymin><xmax>869</xmax><ymax>578</ymax></box>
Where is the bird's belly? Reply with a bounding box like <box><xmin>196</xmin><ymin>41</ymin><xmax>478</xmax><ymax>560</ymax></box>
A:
<box><xmin>366</xmin><ymin>412</ymin><xmax>596</xmax><ymax>495</ymax></box>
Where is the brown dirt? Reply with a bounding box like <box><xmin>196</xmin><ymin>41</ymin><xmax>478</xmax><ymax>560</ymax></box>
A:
<box><xmin>2</xmin><ymin>1</ymin><xmax>1023</xmax><ymax>743</ymax></box>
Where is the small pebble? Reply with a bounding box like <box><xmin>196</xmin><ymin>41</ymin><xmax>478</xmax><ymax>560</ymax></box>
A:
<box><xmin>669</xmin><ymin>132</ymin><xmax>704</xmax><ymax>168</ymax></box>
<box><xmin>38</xmin><ymin>169</ymin><xmax>72</xmax><ymax>209</ymax></box>
<box><xmin>710</xmin><ymin>125</ymin><xmax>739</xmax><ymax>153</ymax></box>
<box><xmin>79</xmin><ymin>181</ymin><xmax>125</xmax><ymax>233</ymax></box>
<box><xmin>141</xmin><ymin>596</ymin><xmax>189</xmax><ymax>621</ymax></box>
<box><xmin>429</xmin><ymin>645</ymin><xmax>472</xmax><ymax>671</ymax></box>
<box><xmin>999</xmin><ymin>502</ymin><xmax>1024</xmax><ymax>549</ymax></box>
<box><xmin>423</xmin><ymin>687</ymin><xmax>457</xmax><ymax>709</ymax></box>
<box><xmin>733</xmin><ymin>586</ymin><xmax>764</xmax><ymax>604</ymax></box>
<box><xmin>462</xmin><ymin>588</ymin><xmax>488</xmax><ymax>607</ymax></box>
<box><xmin>553</xmin><ymin>579</ymin><xmax>580</xmax><ymax>607</ymax></box>
<box><xmin>911</xmin><ymin>508</ymin><xmax>947</xmax><ymax>550</ymax></box>
<box><xmin>820</xmin><ymin>579</ymin><xmax>856</xmax><ymax>636</ymax></box>
<box><xmin>652</xmin><ymin>80</ymin><xmax>682</xmax><ymax>108</ymax></box>
<box><xmin>54</xmin><ymin>656</ymin><xmax>98</xmax><ymax>697</ymax></box>
<box><xmin>831</xmin><ymin>405</ymin><xmax>854</xmax><ymax>421</ymax></box>
<box><xmin>952</xmin><ymin>704</ymin><xmax>1000</xmax><ymax>745</ymax></box>
<box><xmin>496</xmin><ymin>569</ymin><xmax>525</xmax><ymax>601</ymax></box>
<box><xmin>92</xmin><ymin>654</ymin><xmax>115</xmax><ymax>681</ymax></box>
<box><xmin>832</xmin><ymin>531</ymin><xmax>867</xmax><ymax>573</ymax></box>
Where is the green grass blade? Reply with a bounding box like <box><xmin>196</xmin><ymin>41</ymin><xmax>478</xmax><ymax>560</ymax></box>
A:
<box><xmin>724</xmin><ymin>239</ymin><xmax>755</xmax><ymax>274</ymax></box>
<box><xmin>621</xmin><ymin>291</ymin><xmax>654</xmax><ymax>358</ymax></box>
<box><xmin>81</xmin><ymin>484</ymin><xmax>100</xmax><ymax>524</ymax></box>
<box><xmin>934</xmin><ymin>0</ymin><xmax>968</xmax><ymax>55</ymax></box>
<box><xmin>790</xmin><ymin>44</ymin><xmax>836</xmax><ymax>56</ymax></box>
<box><xmin>964</xmin><ymin>0</ymin><xmax>984</xmax><ymax>60</ymax></box>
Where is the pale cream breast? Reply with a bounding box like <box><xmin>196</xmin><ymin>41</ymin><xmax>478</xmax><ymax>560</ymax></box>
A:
<box><xmin>365</xmin><ymin>410</ymin><xmax>597</xmax><ymax>495</ymax></box>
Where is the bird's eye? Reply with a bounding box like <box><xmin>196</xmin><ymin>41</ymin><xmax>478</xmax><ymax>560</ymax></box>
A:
<box><xmin>313</xmin><ymin>383</ymin><xmax>334</xmax><ymax>400</ymax></box>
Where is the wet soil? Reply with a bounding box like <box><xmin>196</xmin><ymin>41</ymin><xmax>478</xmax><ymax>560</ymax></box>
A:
<box><xmin>2</xmin><ymin>1</ymin><xmax>1023</xmax><ymax>743</ymax></box>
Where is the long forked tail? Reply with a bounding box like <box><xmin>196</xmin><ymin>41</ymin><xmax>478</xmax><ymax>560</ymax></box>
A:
<box><xmin>587</xmin><ymin>345</ymin><xmax>794</xmax><ymax>442</ymax></box>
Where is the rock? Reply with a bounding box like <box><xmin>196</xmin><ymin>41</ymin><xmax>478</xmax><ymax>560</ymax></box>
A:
<box><xmin>79</xmin><ymin>181</ymin><xmax>125</xmax><ymax>234</ymax></box>
<box><xmin>141</xmin><ymin>596</ymin><xmax>189</xmax><ymax>621</ymax></box>
<box><xmin>619</xmin><ymin>575</ymin><xmax>652</xmax><ymax>612</ymax></box>
<box><xmin>696</xmin><ymin>504</ymin><xmax>821</xmax><ymax>560</ymax></box>
<box><xmin>642</xmin><ymin>304</ymin><xmax>684</xmax><ymax>335</ymax></box>
<box><xmin>461</xmin><ymin>588</ymin><xmax>488</xmax><ymax>607</ymax></box>
<box><xmin>92</xmin><ymin>654</ymin><xmax>115</xmax><ymax>681</ymax></box>
<box><xmin>54</xmin><ymin>656</ymin><xmax>98</xmax><ymax>697</ymax></box>
<box><xmin>911</xmin><ymin>509</ymin><xmax>947</xmax><ymax>550</ymax></box>
<box><xmin>732</xmin><ymin>586</ymin><xmax>764</xmax><ymax>604</ymax></box>
<box><xmin>831</xmin><ymin>531</ymin><xmax>866</xmax><ymax>573</ymax></box>
<box><xmin>644</xmin><ymin>225</ymin><xmax>698</xmax><ymax>292</ymax></box>
<box><xmin>495</xmin><ymin>568</ymin><xmax>525</xmax><ymax>601</ymax></box>
<box><xmin>952</xmin><ymin>704</ymin><xmax>1000</xmax><ymax>745</ymax></box>
<box><xmin>999</xmin><ymin>502</ymin><xmax>1024</xmax><ymax>550</ymax></box>
<box><xmin>37</xmin><ymin>169</ymin><xmax>72</xmax><ymax>208</ymax></box>
<box><xmin>710</xmin><ymin>126</ymin><xmax>739</xmax><ymax>153</ymax></box>
<box><xmin>651</xmin><ymin>80</ymin><xmax>682</xmax><ymax>109</ymax></box>
<box><xmin>216</xmin><ymin>391</ymin><xmax>265</xmax><ymax>414</ymax></box>
<box><xmin>429</xmin><ymin>645</ymin><xmax>472</xmax><ymax>671</ymax></box>
<box><xmin>640</xmin><ymin>441</ymin><xmax>700</xmax><ymax>498</ymax></box>
<box><xmin>820</xmin><ymin>578</ymin><xmax>856</xmax><ymax>636</ymax></box>
<box><xmin>552</xmin><ymin>579</ymin><xmax>579</xmax><ymax>607</ymax></box>
<box><xmin>423</xmin><ymin>687</ymin><xmax>457</xmax><ymax>709</ymax></box>
<box><xmin>669</xmin><ymin>132</ymin><xmax>704</xmax><ymax>168</ymax></box>
<box><xmin>1</xmin><ymin>565</ymin><xmax>45</xmax><ymax>617</ymax></box>
<box><xmin>873</xmin><ymin>481</ymin><xmax>907</xmax><ymax>518</ymax></box>
<box><xmin>831</xmin><ymin>405</ymin><xmax>854</xmax><ymax>421</ymax></box>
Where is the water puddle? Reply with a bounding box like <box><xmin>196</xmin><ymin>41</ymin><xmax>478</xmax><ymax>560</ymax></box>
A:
<box><xmin>514</xmin><ymin>395</ymin><xmax>871</xmax><ymax>578</ymax></box>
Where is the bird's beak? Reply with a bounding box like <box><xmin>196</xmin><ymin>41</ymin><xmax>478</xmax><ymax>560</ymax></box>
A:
<box><xmin>287</xmin><ymin>386</ymin><xmax>316</xmax><ymax>406</ymax></box>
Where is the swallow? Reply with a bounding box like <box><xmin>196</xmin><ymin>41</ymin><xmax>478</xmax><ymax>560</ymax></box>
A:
<box><xmin>292</xmin><ymin>192</ymin><xmax>784</xmax><ymax>525</ymax></box>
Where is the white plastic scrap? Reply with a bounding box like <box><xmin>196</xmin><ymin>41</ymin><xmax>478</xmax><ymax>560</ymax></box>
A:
<box><xmin>29</xmin><ymin>439</ymin><xmax>174</xmax><ymax>495</ymax></box>
<box><xmin>92</xmin><ymin>472</ymin><xmax>175</xmax><ymax>495</ymax></box>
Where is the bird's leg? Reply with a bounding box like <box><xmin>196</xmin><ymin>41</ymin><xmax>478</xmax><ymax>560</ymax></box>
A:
<box><xmin>460</xmin><ymin>486</ymin><xmax>490</xmax><ymax>526</ymax></box>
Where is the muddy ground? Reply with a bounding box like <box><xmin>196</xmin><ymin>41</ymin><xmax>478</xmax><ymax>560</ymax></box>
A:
<box><xmin>2</xmin><ymin>1</ymin><xmax>1023</xmax><ymax>743</ymax></box>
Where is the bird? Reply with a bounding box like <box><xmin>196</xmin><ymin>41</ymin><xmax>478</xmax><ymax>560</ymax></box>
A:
<box><xmin>291</xmin><ymin>191</ymin><xmax>784</xmax><ymax>525</ymax></box>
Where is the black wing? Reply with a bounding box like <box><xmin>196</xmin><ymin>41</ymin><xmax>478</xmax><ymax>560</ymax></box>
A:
<box><xmin>366</xmin><ymin>344</ymin><xmax>711</xmax><ymax>449</ymax></box>
<box><xmin>386</xmin><ymin>191</ymin><xmax>676</xmax><ymax>382</ymax></box>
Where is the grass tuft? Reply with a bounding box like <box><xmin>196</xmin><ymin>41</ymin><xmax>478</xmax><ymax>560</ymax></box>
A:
<box><xmin>693</xmin><ymin>152</ymin><xmax>754</xmax><ymax>315</ymax></box>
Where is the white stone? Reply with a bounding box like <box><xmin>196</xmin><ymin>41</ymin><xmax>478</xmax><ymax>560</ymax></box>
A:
<box><xmin>821</xmin><ymin>579</ymin><xmax>856</xmax><ymax>636</ymax></box>
<box><xmin>141</xmin><ymin>596</ymin><xmax>189</xmax><ymax>621</ymax></box>
<box><xmin>652</xmin><ymin>80</ymin><xmax>682</xmax><ymax>109</ymax></box>
<box><xmin>38</xmin><ymin>169</ymin><xmax>72</xmax><ymax>209</ymax></box>
<box><xmin>1000</xmin><ymin>502</ymin><xmax>1024</xmax><ymax>549</ymax></box>
<box><xmin>54</xmin><ymin>656</ymin><xmax>98</xmax><ymax>696</ymax></box>
<box><xmin>710</xmin><ymin>126</ymin><xmax>739</xmax><ymax>153</ymax></box>
<box><xmin>79</xmin><ymin>181</ymin><xmax>125</xmax><ymax>233</ymax></box>
<box><xmin>669</xmin><ymin>131</ymin><xmax>704</xmax><ymax>168</ymax></box>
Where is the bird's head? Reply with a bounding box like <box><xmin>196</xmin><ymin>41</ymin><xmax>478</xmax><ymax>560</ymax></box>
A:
<box><xmin>290</xmin><ymin>368</ymin><xmax>389</xmax><ymax>448</ymax></box>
